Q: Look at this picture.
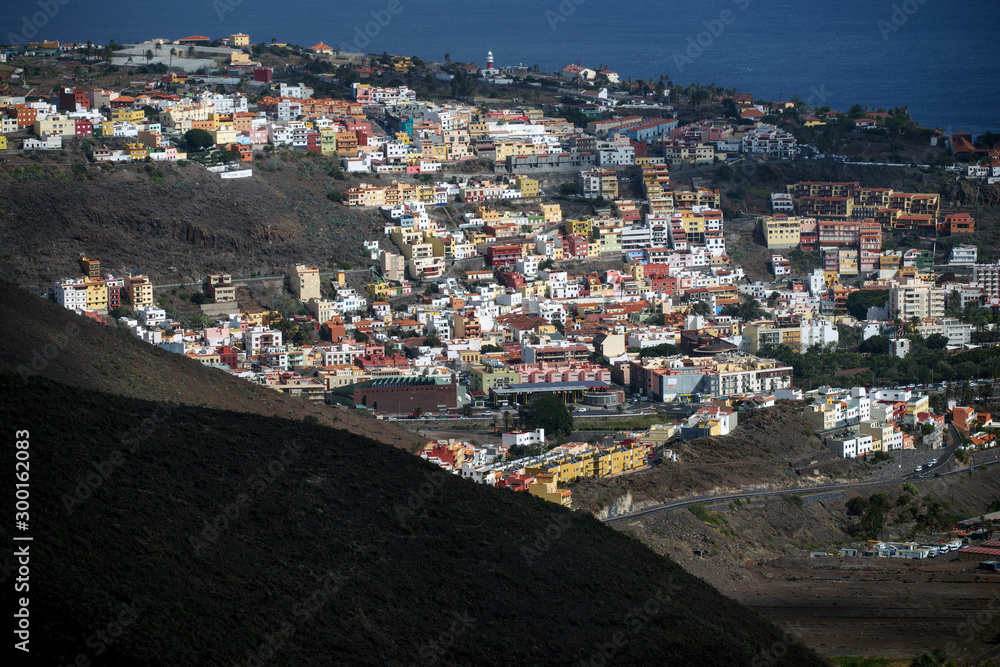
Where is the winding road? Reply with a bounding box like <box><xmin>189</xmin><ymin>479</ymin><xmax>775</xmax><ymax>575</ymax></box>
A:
<box><xmin>603</xmin><ymin>425</ymin><xmax>999</xmax><ymax>524</ymax></box>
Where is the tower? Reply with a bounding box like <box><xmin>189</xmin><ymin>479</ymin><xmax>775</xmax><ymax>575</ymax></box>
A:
<box><xmin>487</xmin><ymin>50</ymin><xmax>493</xmax><ymax>69</ymax></box>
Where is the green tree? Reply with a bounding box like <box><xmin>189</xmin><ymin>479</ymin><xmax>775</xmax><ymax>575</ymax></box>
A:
<box><xmin>925</xmin><ymin>333</ymin><xmax>948</xmax><ymax>350</ymax></box>
<box><xmin>559</xmin><ymin>181</ymin><xmax>580</xmax><ymax>195</ymax></box>
<box><xmin>638</xmin><ymin>343</ymin><xmax>681</xmax><ymax>358</ymax></box>
<box><xmin>502</xmin><ymin>410</ymin><xmax>513</xmax><ymax>432</ymax></box>
<box><xmin>691</xmin><ymin>300</ymin><xmax>713</xmax><ymax>317</ymax></box>
<box><xmin>518</xmin><ymin>393</ymin><xmax>573</xmax><ymax>438</ymax></box>
<box><xmin>846</xmin><ymin>289</ymin><xmax>889</xmax><ymax>320</ymax></box>
<box><xmin>184</xmin><ymin>128</ymin><xmax>214</xmax><ymax>151</ymax></box>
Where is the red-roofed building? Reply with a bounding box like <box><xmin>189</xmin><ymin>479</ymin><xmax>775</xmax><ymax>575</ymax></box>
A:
<box><xmin>309</xmin><ymin>42</ymin><xmax>334</xmax><ymax>55</ymax></box>
<box><xmin>740</xmin><ymin>108</ymin><xmax>765</xmax><ymax>120</ymax></box>
<box><xmin>177</xmin><ymin>35</ymin><xmax>211</xmax><ymax>45</ymax></box>
<box><xmin>486</xmin><ymin>244</ymin><xmax>522</xmax><ymax>268</ymax></box>
<box><xmin>75</xmin><ymin>119</ymin><xmax>93</xmax><ymax>136</ymax></box>
<box><xmin>499</xmin><ymin>472</ymin><xmax>535</xmax><ymax>492</ymax></box>
<box><xmin>855</xmin><ymin>118</ymin><xmax>878</xmax><ymax>130</ymax></box>
<box><xmin>942</xmin><ymin>213</ymin><xmax>975</xmax><ymax>235</ymax></box>
<box><xmin>217</xmin><ymin>345</ymin><xmax>239</xmax><ymax>369</ymax></box>
<box><xmin>952</xmin><ymin>405</ymin><xmax>977</xmax><ymax>435</ymax></box>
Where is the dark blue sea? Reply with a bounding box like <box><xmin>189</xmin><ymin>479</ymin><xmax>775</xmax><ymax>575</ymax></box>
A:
<box><xmin>5</xmin><ymin>0</ymin><xmax>998</xmax><ymax>137</ymax></box>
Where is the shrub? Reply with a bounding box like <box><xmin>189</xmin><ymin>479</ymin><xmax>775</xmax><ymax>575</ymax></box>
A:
<box><xmin>785</xmin><ymin>494</ymin><xmax>804</xmax><ymax>509</ymax></box>
<box><xmin>688</xmin><ymin>504</ymin><xmax>722</xmax><ymax>526</ymax></box>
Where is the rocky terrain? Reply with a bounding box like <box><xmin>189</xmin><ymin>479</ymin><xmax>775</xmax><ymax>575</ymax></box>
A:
<box><xmin>0</xmin><ymin>151</ymin><xmax>391</xmax><ymax>291</ymax></box>
<box><xmin>572</xmin><ymin>403</ymin><xmax>864</xmax><ymax>517</ymax></box>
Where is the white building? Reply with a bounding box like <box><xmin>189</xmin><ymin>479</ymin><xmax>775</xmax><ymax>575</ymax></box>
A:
<box><xmin>973</xmin><ymin>262</ymin><xmax>1000</xmax><ymax>297</ymax></box>
<box><xmin>770</xmin><ymin>192</ymin><xmax>794</xmax><ymax>213</ymax></box>
<box><xmin>54</xmin><ymin>279</ymin><xmax>88</xmax><ymax>310</ymax></box>
<box><xmin>825</xmin><ymin>434</ymin><xmax>874</xmax><ymax>459</ymax></box>
<box><xmin>243</xmin><ymin>326</ymin><xmax>283</xmax><ymax>354</ymax></box>
<box><xmin>136</xmin><ymin>306</ymin><xmax>167</xmax><ymax>328</ymax></box>
<box><xmin>501</xmin><ymin>428</ymin><xmax>545</xmax><ymax>448</ymax></box>
<box><xmin>949</xmin><ymin>244</ymin><xmax>978</xmax><ymax>266</ymax></box>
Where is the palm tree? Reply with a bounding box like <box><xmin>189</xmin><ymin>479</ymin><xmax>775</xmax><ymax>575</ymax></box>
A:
<box><xmin>169</xmin><ymin>47</ymin><xmax>176</xmax><ymax>69</ymax></box>
<box><xmin>155</xmin><ymin>42</ymin><xmax>162</xmax><ymax>55</ymax></box>
<box><xmin>187</xmin><ymin>45</ymin><xmax>195</xmax><ymax>57</ymax></box>
<box><xmin>502</xmin><ymin>411</ymin><xmax>513</xmax><ymax>432</ymax></box>
<box><xmin>145</xmin><ymin>49</ymin><xmax>153</xmax><ymax>65</ymax></box>
<box><xmin>490</xmin><ymin>415</ymin><xmax>499</xmax><ymax>433</ymax></box>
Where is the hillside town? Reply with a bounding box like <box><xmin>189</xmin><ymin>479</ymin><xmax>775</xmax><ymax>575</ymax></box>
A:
<box><xmin>9</xmin><ymin>36</ymin><xmax>1000</xmax><ymax>506</ymax></box>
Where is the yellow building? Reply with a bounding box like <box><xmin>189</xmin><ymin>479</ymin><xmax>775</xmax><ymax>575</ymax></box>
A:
<box><xmin>540</xmin><ymin>202</ymin><xmax>562</xmax><ymax>225</ymax></box>
<box><xmin>565</xmin><ymin>218</ymin><xmax>592</xmax><ymax>236</ymax></box>
<box><xmin>289</xmin><ymin>264</ymin><xmax>321</xmax><ymax>302</ymax></box>
<box><xmin>494</xmin><ymin>141</ymin><xmax>536</xmax><ymax>162</ymax></box>
<box><xmin>319</xmin><ymin>127</ymin><xmax>338</xmax><ymax>155</ymax></box>
<box><xmin>594</xmin><ymin>225</ymin><xmax>622</xmax><ymax>254</ymax></box>
<box><xmin>125</xmin><ymin>274</ymin><xmax>153</xmax><ymax>308</ymax></box>
<box><xmin>210</xmin><ymin>123</ymin><xmax>237</xmax><ymax>146</ymax></box>
<box><xmin>110</xmin><ymin>108</ymin><xmax>145</xmax><ymax>123</ymax></box>
<box><xmin>33</xmin><ymin>114</ymin><xmax>77</xmax><ymax>136</ymax></box>
<box><xmin>527</xmin><ymin>474</ymin><xmax>572</xmax><ymax>507</ymax></box>
<box><xmin>761</xmin><ymin>216</ymin><xmax>802</xmax><ymax>249</ymax></box>
<box><xmin>229</xmin><ymin>33</ymin><xmax>250</xmax><ymax>46</ymax></box>
<box><xmin>186</xmin><ymin>351</ymin><xmax>221</xmax><ymax>366</ymax></box>
<box><xmin>0</xmin><ymin>136</ymin><xmax>7</xmax><ymax>150</ymax></box>
<box><xmin>514</xmin><ymin>175</ymin><xmax>539</xmax><ymax>198</ymax></box>
<box><xmin>838</xmin><ymin>249</ymin><xmax>859</xmax><ymax>275</ymax></box>
<box><xmin>470</xmin><ymin>365</ymin><xmax>519</xmax><ymax>393</ymax></box>
<box><xmin>79</xmin><ymin>256</ymin><xmax>101</xmax><ymax>279</ymax></box>
<box><xmin>860</xmin><ymin>421</ymin><xmax>894</xmax><ymax>452</ymax></box>
<box><xmin>125</xmin><ymin>142</ymin><xmax>148</xmax><ymax>160</ymax></box>
<box><xmin>906</xmin><ymin>394</ymin><xmax>929</xmax><ymax>418</ymax></box>
<box><xmin>85</xmin><ymin>279</ymin><xmax>108</xmax><ymax>311</ymax></box>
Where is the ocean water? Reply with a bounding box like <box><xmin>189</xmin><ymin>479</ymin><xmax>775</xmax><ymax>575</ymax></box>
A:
<box><xmin>5</xmin><ymin>0</ymin><xmax>997</xmax><ymax>136</ymax></box>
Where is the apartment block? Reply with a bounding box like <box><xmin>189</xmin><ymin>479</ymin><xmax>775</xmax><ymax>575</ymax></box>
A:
<box><xmin>125</xmin><ymin>274</ymin><xmax>154</xmax><ymax>308</ymax></box>
<box><xmin>205</xmin><ymin>274</ymin><xmax>237</xmax><ymax>302</ymax></box>
<box><xmin>761</xmin><ymin>215</ymin><xmax>801</xmax><ymax>249</ymax></box>
<box><xmin>889</xmin><ymin>278</ymin><xmax>945</xmax><ymax>320</ymax></box>
<box><xmin>289</xmin><ymin>264</ymin><xmax>321</xmax><ymax>302</ymax></box>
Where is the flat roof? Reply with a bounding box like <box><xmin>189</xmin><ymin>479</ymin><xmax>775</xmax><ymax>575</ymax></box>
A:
<box><xmin>493</xmin><ymin>380</ymin><xmax>612</xmax><ymax>395</ymax></box>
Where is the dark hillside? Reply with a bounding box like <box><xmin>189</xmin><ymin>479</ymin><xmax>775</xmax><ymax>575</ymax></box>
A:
<box><xmin>0</xmin><ymin>282</ymin><xmax>423</xmax><ymax>450</ymax></box>
<box><xmin>0</xmin><ymin>155</ymin><xmax>388</xmax><ymax>290</ymax></box>
<box><xmin>0</xmin><ymin>375</ymin><xmax>828</xmax><ymax>666</ymax></box>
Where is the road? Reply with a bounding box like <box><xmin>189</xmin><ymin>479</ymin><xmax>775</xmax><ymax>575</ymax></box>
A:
<box><xmin>603</xmin><ymin>443</ymin><xmax>1000</xmax><ymax>525</ymax></box>
<box><xmin>153</xmin><ymin>268</ymin><xmax>375</xmax><ymax>290</ymax></box>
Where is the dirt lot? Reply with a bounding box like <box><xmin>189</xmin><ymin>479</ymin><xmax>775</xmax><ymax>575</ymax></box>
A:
<box><xmin>735</xmin><ymin>556</ymin><xmax>1000</xmax><ymax>661</ymax></box>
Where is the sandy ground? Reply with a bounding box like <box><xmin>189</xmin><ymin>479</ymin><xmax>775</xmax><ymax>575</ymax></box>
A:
<box><xmin>726</xmin><ymin>556</ymin><xmax>1000</xmax><ymax>660</ymax></box>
